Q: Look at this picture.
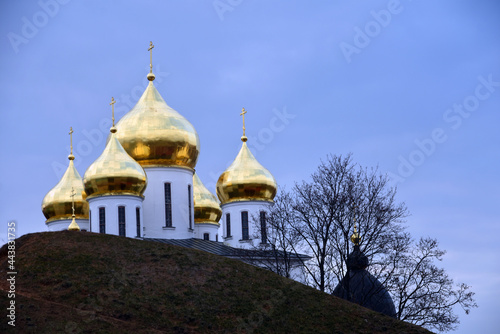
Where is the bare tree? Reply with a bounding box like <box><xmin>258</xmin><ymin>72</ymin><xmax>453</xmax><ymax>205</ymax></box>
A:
<box><xmin>289</xmin><ymin>154</ymin><xmax>408</xmax><ymax>292</ymax></box>
<box><xmin>259</xmin><ymin>154</ymin><xmax>476</xmax><ymax>331</ymax></box>
<box><xmin>382</xmin><ymin>237</ymin><xmax>477</xmax><ymax>332</ymax></box>
<box><xmin>249</xmin><ymin>190</ymin><xmax>305</xmax><ymax>279</ymax></box>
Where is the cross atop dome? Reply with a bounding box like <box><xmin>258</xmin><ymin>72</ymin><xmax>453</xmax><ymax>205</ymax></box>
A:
<box><xmin>147</xmin><ymin>41</ymin><xmax>155</xmax><ymax>81</ymax></box>
<box><xmin>68</xmin><ymin>127</ymin><xmax>75</xmax><ymax>160</ymax></box>
<box><xmin>110</xmin><ymin>97</ymin><xmax>116</xmax><ymax>128</ymax></box>
<box><xmin>67</xmin><ymin>186</ymin><xmax>81</xmax><ymax>231</ymax></box>
<box><xmin>240</xmin><ymin>107</ymin><xmax>247</xmax><ymax>142</ymax></box>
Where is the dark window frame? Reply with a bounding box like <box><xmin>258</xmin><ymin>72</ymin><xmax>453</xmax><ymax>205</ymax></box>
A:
<box><xmin>164</xmin><ymin>183</ymin><xmax>172</xmax><ymax>227</ymax></box>
<box><xmin>118</xmin><ymin>206</ymin><xmax>126</xmax><ymax>237</ymax></box>
<box><xmin>99</xmin><ymin>207</ymin><xmax>105</xmax><ymax>234</ymax></box>
<box><xmin>188</xmin><ymin>185</ymin><xmax>193</xmax><ymax>229</ymax></box>
<box><xmin>136</xmin><ymin>207</ymin><xmax>141</xmax><ymax>237</ymax></box>
<box><xmin>241</xmin><ymin>211</ymin><xmax>249</xmax><ymax>240</ymax></box>
<box><xmin>226</xmin><ymin>213</ymin><xmax>231</xmax><ymax>237</ymax></box>
<box><xmin>260</xmin><ymin>211</ymin><xmax>267</xmax><ymax>244</ymax></box>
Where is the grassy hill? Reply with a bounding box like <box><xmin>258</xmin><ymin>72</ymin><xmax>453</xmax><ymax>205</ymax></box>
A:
<box><xmin>0</xmin><ymin>231</ymin><xmax>433</xmax><ymax>333</ymax></box>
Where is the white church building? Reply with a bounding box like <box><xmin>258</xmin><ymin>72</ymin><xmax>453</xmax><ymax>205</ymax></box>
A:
<box><xmin>41</xmin><ymin>44</ymin><xmax>282</xmax><ymax>256</ymax></box>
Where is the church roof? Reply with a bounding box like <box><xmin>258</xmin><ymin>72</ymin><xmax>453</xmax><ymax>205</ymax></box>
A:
<box><xmin>332</xmin><ymin>245</ymin><xmax>396</xmax><ymax>318</ymax></box>
<box><xmin>146</xmin><ymin>238</ymin><xmax>310</xmax><ymax>261</ymax></box>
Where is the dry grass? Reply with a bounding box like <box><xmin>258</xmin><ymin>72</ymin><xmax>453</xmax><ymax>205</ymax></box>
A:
<box><xmin>0</xmin><ymin>231</ymin><xmax>433</xmax><ymax>333</ymax></box>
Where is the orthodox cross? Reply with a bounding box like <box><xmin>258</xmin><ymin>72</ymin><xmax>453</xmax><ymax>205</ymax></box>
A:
<box><xmin>110</xmin><ymin>97</ymin><xmax>116</xmax><ymax>127</ymax></box>
<box><xmin>69</xmin><ymin>127</ymin><xmax>74</xmax><ymax>155</ymax></box>
<box><xmin>70</xmin><ymin>187</ymin><xmax>76</xmax><ymax>217</ymax></box>
<box><xmin>240</xmin><ymin>107</ymin><xmax>247</xmax><ymax>137</ymax></box>
<box><xmin>148</xmin><ymin>41</ymin><xmax>155</xmax><ymax>73</ymax></box>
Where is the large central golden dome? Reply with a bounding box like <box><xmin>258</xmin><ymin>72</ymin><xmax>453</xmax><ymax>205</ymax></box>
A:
<box><xmin>216</xmin><ymin>137</ymin><xmax>277</xmax><ymax>205</ymax></box>
<box><xmin>114</xmin><ymin>77</ymin><xmax>200</xmax><ymax>169</ymax></box>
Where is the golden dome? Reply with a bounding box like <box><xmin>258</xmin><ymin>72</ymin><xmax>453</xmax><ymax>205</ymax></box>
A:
<box><xmin>113</xmin><ymin>78</ymin><xmax>200</xmax><ymax>169</ymax></box>
<box><xmin>42</xmin><ymin>156</ymin><xmax>89</xmax><ymax>223</ymax></box>
<box><xmin>67</xmin><ymin>217</ymin><xmax>81</xmax><ymax>231</ymax></box>
<box><xmin>193</xmin><ymin>173</ymin><xmax>222</xmax><ymax>226</ymax></box>
<box><xmin>84</xmin><ymin>128</ymin><xmax>147</xmax><ymax>199</ymax></box>
<box><xmin>216</xmin><ymin>139</ymin><xmax>277</xmax><ymax>205</ymax></box>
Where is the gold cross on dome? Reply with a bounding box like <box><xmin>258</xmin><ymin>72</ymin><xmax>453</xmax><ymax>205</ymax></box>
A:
<box><xmin>110</xmin><ymin>97</ymin><xmax>116</xmax><ymax>127</ymax></box>
<box><xmin>148</xmin><ymin>41</ymin><xmax>155</xmax><ymax>73</ymax></box>
<box><xmin>69</xmin><ymin>127</ymin><xmax>74</xmax><ymax>155</ymax></box>
<box><xmin>70</xmin><ymin>187</ymin><xmax>76</xmax><ymax>217</ymax></box>
<box><xmin>240</xmin><ymin>107</ymin><xmax>247</xmax><ymax>137</ymax></box>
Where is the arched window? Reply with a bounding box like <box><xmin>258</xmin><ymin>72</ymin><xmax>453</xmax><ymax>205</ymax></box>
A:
<box><xmin>241</xmin><ymin>211</ymin><xmax>249</xmax><ymax>240</ymax></box>
<box><xmin>136</xmin><ymin>207</ymin><xmax>141</xmax><ymax>237</ymax></box>
<box><xmin>164</xmin><ymin>183</ymin><xmax>172</xmax><ymax>227</ymax></box>
<box><xmin>226</xmin><ymin>213</ymin><xmax>231</xmax><ymax>237</ymax></box>
<box><xmin>203</xmin><ymin>233</ymin><xmax>209</xmax><ymax>241</ymax></box>
<box><xmin>260</xmin><ymin>211</ymin><xmax>267</xmax><ymax>244</ymax></box>
<box><xmin>99</xmin><ymin>207</ymin><xmax>105</xmax><ymax>234</ymax></box>
<box><xmin>118</xmin><ymin>206</ymin><xmax>126</xmax><ymax>237</ymax></box>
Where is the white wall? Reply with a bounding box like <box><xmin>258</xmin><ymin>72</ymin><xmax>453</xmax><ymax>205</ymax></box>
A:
<box><xmin>194</xmin><ymin>223</ymin><xmax>220</xmax><ymax>241</ymax></box>
<box><xmin>142</xmin><ymin>167</ymin><xmax>195</xmax><ymax>239</ymax></box>
<box><xmin>219</xmin><ymin>201</ymin><xmax>272</xmax><ymax>249</ymax></box>
<box><xmin>88</xmin><ymin>195</ymin><xmax>143</xmax><ymax>238</ymax></box>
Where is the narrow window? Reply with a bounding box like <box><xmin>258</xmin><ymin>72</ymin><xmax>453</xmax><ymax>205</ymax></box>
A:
<box><xmin>241</xmin><ymin>211</ymin><xmax>249</xmax><ymax>240</ymax></box>
<box><xmin>203</xmin><ymin>233</ymin><xmax>209</xmax><ymax>241</ymax></box>
<box><xmin>188</xmin><ymin>185</ymin><xmax>193</xmax><ymax>229</ymax></box>
<box><xmin>99</xmin><ymin>207</ymin><xmax>105</xmax><ymax>234</ymax></box>
<box><xmin>216</xmin><ymin>234</ymin><xmax>218</xmax><ymax>242</ymax></box>
<box><xmin>226</xmin><ymin>213</ymin><xmax>231</xmax><ymax>237</ymax></box>
<box><xmin>89</xmin><ymin>209</ymin><xmax>92</xmax><ymax>232</ymax></box>
<box><xmin>136</xmin><ymin>207</ymin><xmax>141</xmax><ymax>237</ymax></box>
<box><xmin>164</xmin><ymin>183</ymin><xmax>172</xmax><ymax>227</ymax></box>
<box><xmin>118</xmin><ymin>206</ymin><xmax>126</xmax><ymax>237</ymax></box>
<box><xmin>260</xmin><ymin>211</ymin><xmax>267</xmax><ymax>244</ymax></box>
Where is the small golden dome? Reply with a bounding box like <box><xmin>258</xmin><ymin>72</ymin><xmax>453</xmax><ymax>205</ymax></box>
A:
<box><xmin>67</xmin><ymin>217</ymin><xmax>81</xmax><ymax>231</ymax></box>
<box><xmin>114</xmin><ymin>79</ymin><xmax>200</xmax><ymax>169</ymax></box>
<box><xmin>83</xmin><ymin>129</ymin><xmax>147</xmax><ymax>199</ymax></box>
<box><xmin>194</xmin><ymin>173</ymin><xmax>222</xmax><ymax>226</ymax></box>
<box><xmin>42</xmin><ymin>158</ymin><xmax>89</xmax><ymax>223</ymax></box>
<box><xmin>216</xmin><ymin>140</ymin><xmax>277</xmax><ymax>205</ymax></box>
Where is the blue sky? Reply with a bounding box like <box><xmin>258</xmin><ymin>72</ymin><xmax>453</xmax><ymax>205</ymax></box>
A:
<box><xmin>1</xmin><ymin>1</ymin><xmax>499</xmax><ymax>332</ymax></box>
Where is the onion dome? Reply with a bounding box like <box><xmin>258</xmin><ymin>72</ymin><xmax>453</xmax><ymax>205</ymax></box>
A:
<box><xmin>332</xmin><ymin>229</ymin><xmax>396</xmax><ymax>318</ymax></box>
<box><xmin>193</xmin><ymin>173</ymin><xmax>222</xmax><ymax>225</ymax></box>
<box><xmin>113</xmin><ymin>65</ymin><xmax>199</xmax><ymax>169</ymax></box>
<box><xmin>42</xmin><ymin>130</ymin><xmax>89</xmax><ymax>223</ymax></box>
<box><xmin>84</xmin><ymin>125</ymin><xmax>147</xmax><ymax>199</ymax></box>
<box><xmin>67</xmin><ymin>216</ymin><xmax>81</xmax><ymax>231</ymax></box>
<box><xmin>216</xmin><ymin>137</ymin><xmax>277</xmax><ymax>205</ymax></box>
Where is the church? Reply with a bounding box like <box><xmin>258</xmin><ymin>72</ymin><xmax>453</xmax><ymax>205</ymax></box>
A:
<box><xmin>41</xmin><ymin>43</ymin><xmax>282</xmax><ymax>252</ymax></box>
<box><xmin>39</xmin><ymin>43</ymin><xmax>397</xmax><ymax>317</ymax></box>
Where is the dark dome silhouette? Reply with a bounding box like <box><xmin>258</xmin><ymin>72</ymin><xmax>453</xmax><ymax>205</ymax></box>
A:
<box><xmin>333</xmin><ymin>243</ymin><xmax>396</xmax><ymax>318</ymax></box>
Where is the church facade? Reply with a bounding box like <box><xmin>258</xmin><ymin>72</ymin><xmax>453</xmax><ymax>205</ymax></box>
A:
<box><xmin>41</xmin><ymin>44</ymin><xmax>277</xmax><ymax>252</ymax></box>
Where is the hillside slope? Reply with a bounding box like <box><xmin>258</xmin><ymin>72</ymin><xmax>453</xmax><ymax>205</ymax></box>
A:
<box><xmin>0</xmin><ymin>231</ymin><xmax>433</xmax><ymax>333</ymax></box>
